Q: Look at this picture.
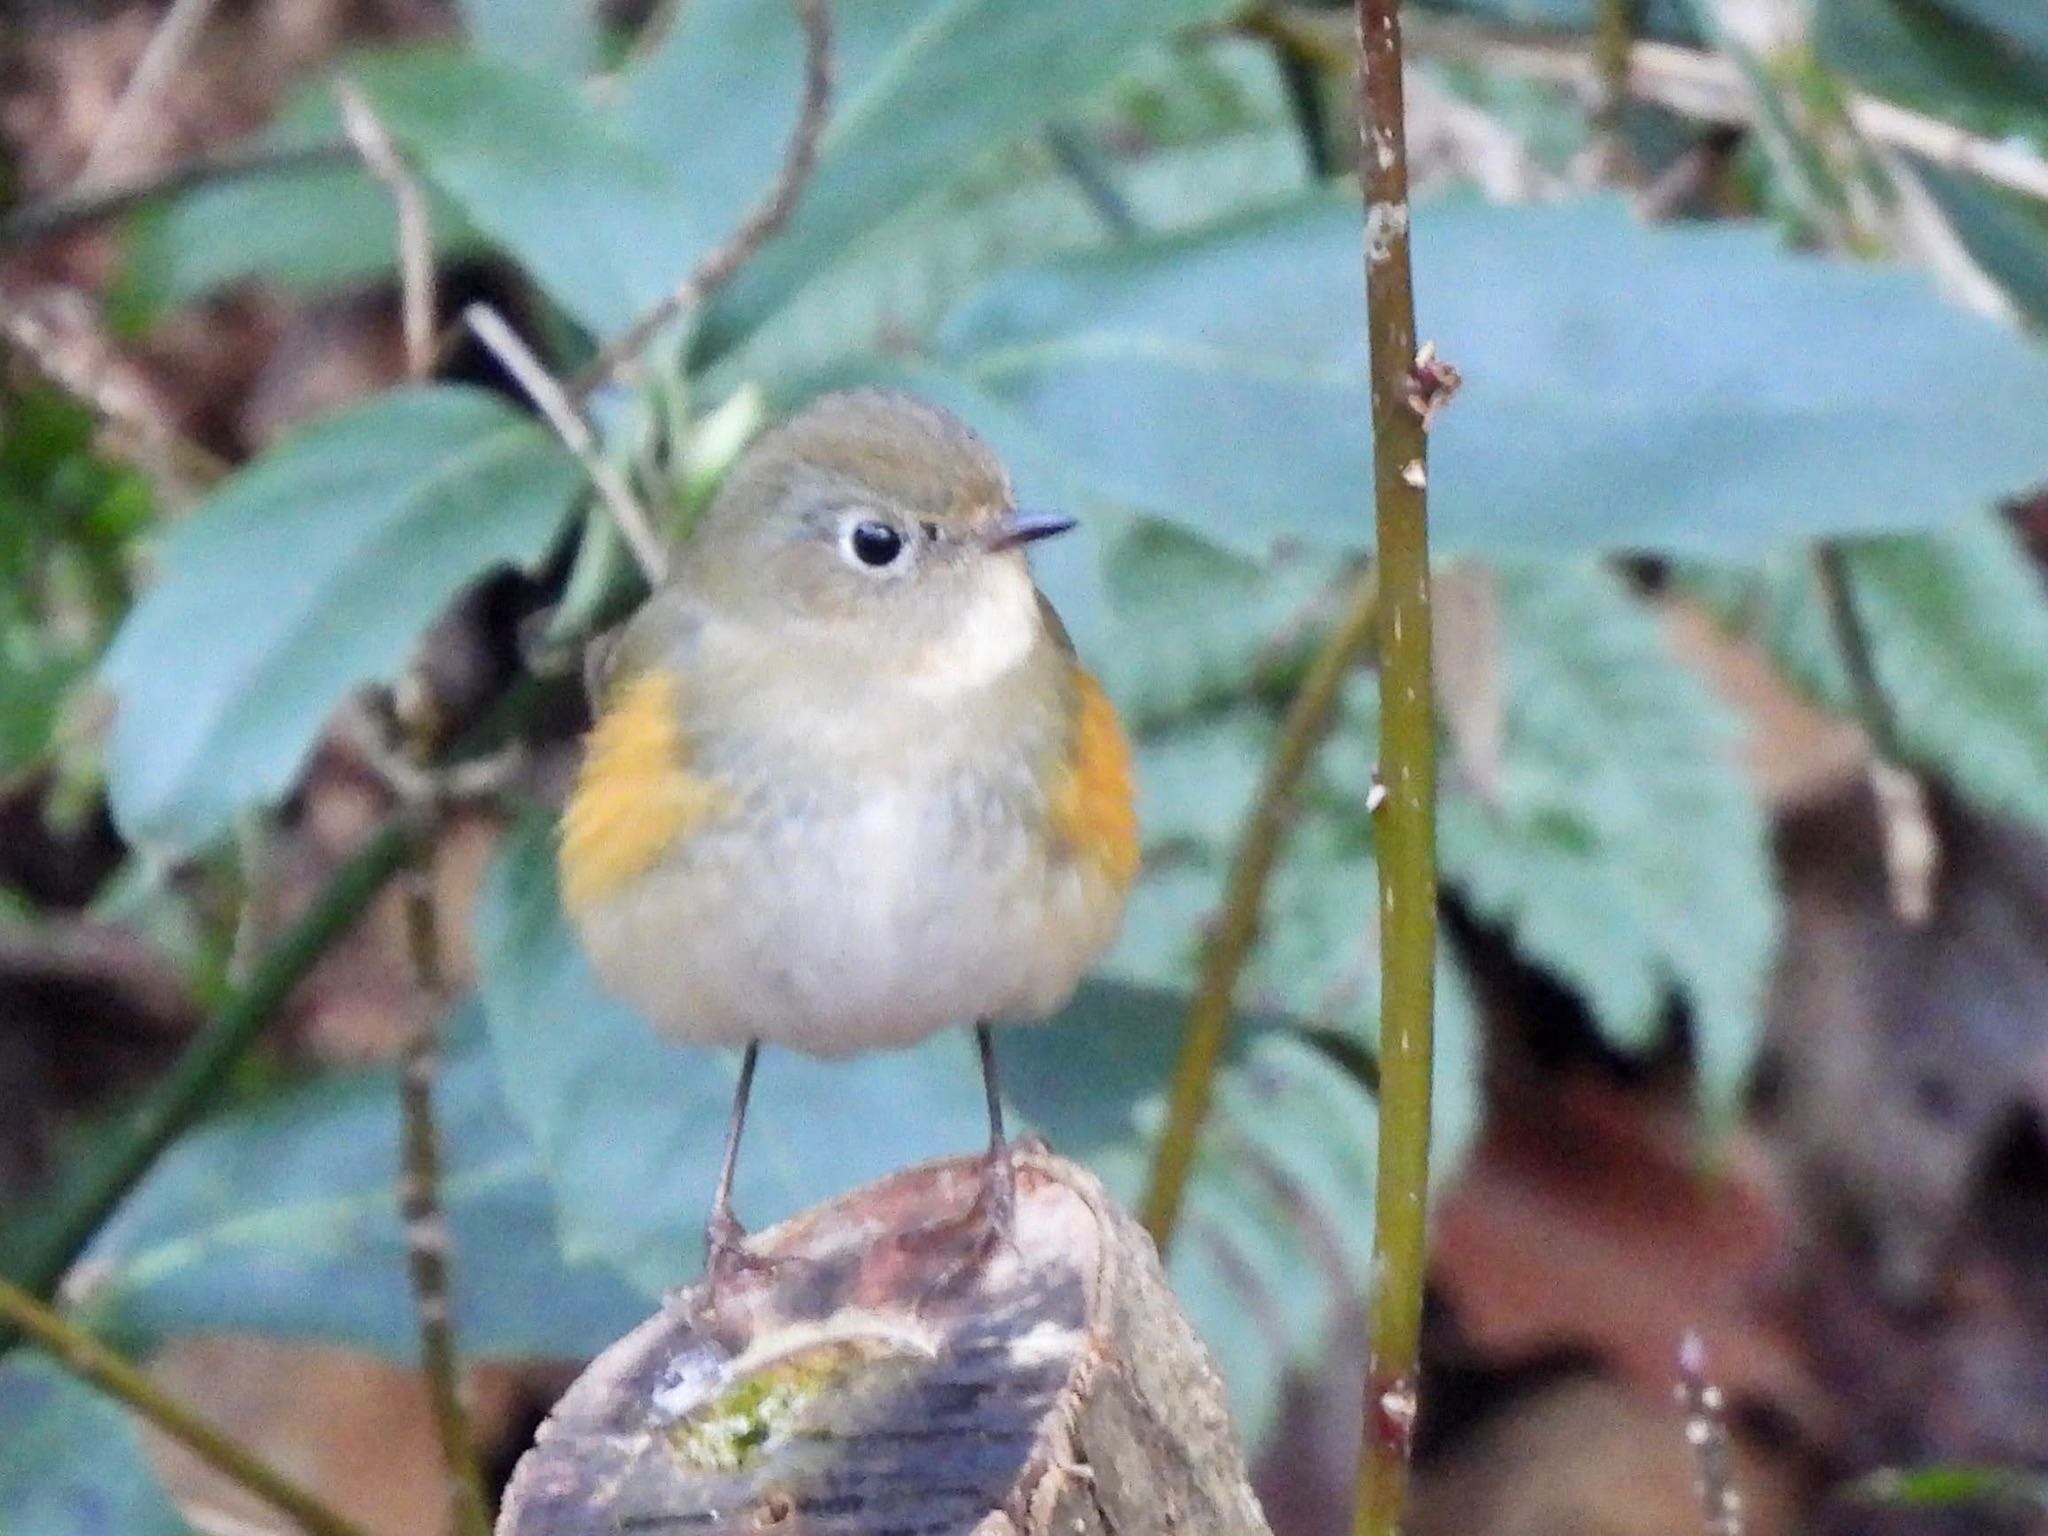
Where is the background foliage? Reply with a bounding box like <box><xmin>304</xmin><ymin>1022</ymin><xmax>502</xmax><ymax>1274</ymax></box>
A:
<box><xmin>6</xmin><ymin>0</ymin><xmax>2048</xmax><ymax>1526</ymax></box>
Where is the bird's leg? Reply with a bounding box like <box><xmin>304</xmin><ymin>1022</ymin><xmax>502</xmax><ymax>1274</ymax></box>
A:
<box><xmin>701</xmin><ymin>1040</ymin><xmax>775</xmax><ymax>1295</ymax></box>
<box><xmin>973</xmin><ymin>1020</ymin><xmax>1017</xmax><ymax>1237</ymax></box>
<box><xmin>898</xmin><ymin>1023</ymin><xmax>1019</xmax><ymax>1304</ymax></box>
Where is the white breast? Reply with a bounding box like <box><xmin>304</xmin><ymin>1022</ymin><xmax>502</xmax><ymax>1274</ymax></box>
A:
<box><xmin>579</xmin><ymin>777</ymin><xmax>1110</xmax><ymax>1058</ymax></box>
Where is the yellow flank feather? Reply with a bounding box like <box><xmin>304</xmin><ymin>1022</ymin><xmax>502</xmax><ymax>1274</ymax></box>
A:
<box><xmin>560</xmin><ymin>669</ymin><xmax>731</xmax><ymax>914</ymax></box>
<box><xmin>1050</xmin><ymin>670</ymin><xmax>1140</xmax><ymax>889</ymax></box>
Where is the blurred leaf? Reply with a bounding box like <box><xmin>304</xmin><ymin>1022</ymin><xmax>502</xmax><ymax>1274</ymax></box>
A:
<box><xmin>719</xmin><ymin>128</ymin><xmax>1310</xmax><ymax>390</ymax></box>
<box><xmin>1696</xmin><ymin>513</ymin><xmax>2048</xmax><ymax>839</ymax></box>
<box><xmin>0</xmin><ymin>629</ymin><xmax>83</xmax><ymax>781</ymax></box>
<box><xmin>459</xmin><ymin>0</ymin><xmax>602</xmax><ymax>76</ymax></box>
<box><xmin>124</xmin><ymin>52</ymin><xmax>483</xmax><ymax>309</ymax></box>
<box><xmin>1913</xmin><ymin>159</ymin><xmax>2048</xmax><ymax>329</ymax></box>
<box><xmin>1433</xmin><ymin>561</ymin><xmax>1776</xmax><ymax>1114</ymax></box>
<box><xmin>365</xmin><ymin>54</ymin><xmax>697</xmax><ymax>339</ymax></box>
<box><xmin>81</xmin><ymin>1007</ymin><xmax>645</xmax><ymax>1360</ymax></box>
<box><xmin>623</xmin><ymin>0</ymin><xmax>1245</xmax><ymax>363</ymax></box>
<box><xmin>473</xmin><ymin>813</ymin><xmax>1381</xmax><ymax>1440</ymax></box>
<box><xmin>127</xmin><ymin>163</ymin><xmax>478</xmax><ymax>310</ymax></box>
<box><xmin>935</xmin><ymin>195</ymin><xmax>2048</xmax><ymax>558</ymax></box>
<box><xmin>1816</xmin><ymin>0</ymin><xmax>2048</xmax><ymax>136</ymax></box>
<box><xmin>1096</xmin><ymin>519</ymin><xmax>1343</xmax><ymax>725</ymax></box>
<box><xmin>101</xmin><ymin>385</ymin><xmax>580</xmax><ymax>849</ymax></box>
<box><xmin>1848</xmin><ymin>1464</ymin><xmax>2048</xmax><ymax>1512</ymax></box>
<box><xmin>1415</xmin><ymin>0</ymin><xmax>1701</xmax><ymax>42</ymax></box>
<box><xmin>0</xmin><ymin>1357</ymin><xmax>186</xmax><ymax>1536</ymax></box>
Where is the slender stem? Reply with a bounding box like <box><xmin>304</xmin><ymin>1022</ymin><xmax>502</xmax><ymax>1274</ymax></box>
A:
<box><xmin>0</xmin><ymin>297</ymin><xmax>228</xmax><ymax>498</ymax></box>
<box><xmin>0</xmin><ymin>141</ymin><xmax>354</xmax><ymax>248</ymax></box>
<box><xmin>1353</xmin><ymin>0</ymin><xmax>1439</xmax><ymax>1530</ymax></box>
<box><xmin>398</xmin><ymin>869</ymin><xmax>492</xmax><ymax>1536</ymax></box>
<box><xmin>0</xmin><ymin>1279</ymin><xmax>377</xmax><ymax>1536</ymax></box>
<box><xmin>1043</xmin><ymin>124</ymin><xmax>1139</xmax><ymax>239</ymax></box>
<box><xmin>356</xmin><ymin>97</ymin><xmax>495</xmax><ymax>1529</ymax></box>
<box><xmin>336</xmin><ymin>81</ymin><xmax>437</xmax><ymax>382</ymax></box>
<box><xmin>11</xmin><ymin>820</ymin><xmax>414</xmax><ymax>1303</ymax></box>
<box><xmin>78</xmin><ymin>0</ymin><xmax>226</xmax><ymax>185</ymax></box>
<box><xmin>464</xmin><ymin>303</ymin><xmax>669</xmax><ymax>585</ymax></box>
<box><xmin>1241</xmin><ymin>8</ymin><xmax>1340</xmax><ymax>177</ymax></box>
<box><xmin>1589</xmin><ymin>0</ymin><xmax>1638</xmax><ymax>179</ymax></box>
<box><xmin>1140</xmin><ymin>567</ymin><xmax>1380</xmax><ymax>1251</ymax></box>
<box><xmin>1812</xmin><ymin>544</ymin><xmax>1938</xmax><ymax>923</ymax></box>
<box><xmin>572</xmin><ymin>0</ymin><xmax>834</xmax><ymax>398</ymax></box>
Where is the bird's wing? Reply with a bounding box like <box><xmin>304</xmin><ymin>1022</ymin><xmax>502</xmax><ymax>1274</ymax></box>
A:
<box><xmin>583</xmin><ymin>588</ymin><xmax>706</xmax><ymax>708</ymax></box>
<box><xmin>560</xmin><ymin>592</ymin><xmax>732</xmax><ymax>915</ymax></box>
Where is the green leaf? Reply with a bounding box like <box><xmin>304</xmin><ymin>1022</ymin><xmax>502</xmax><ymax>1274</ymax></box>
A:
<box><xmin>1699</xmin><ymin>514</ymin><xmax>2048</xmax><ymax>838</ymax></box>
<box><xmin>472</xmin><ymin>813</ymin><xmax>1381</xmax><ymax>1441</ymax></box>
<box><xmin>122</xmin><ymin>51</ymin><xmax>484</xmax><ymax>310</ymax></box>
<box><xmin>718</xmin><ymin>127</ymin><xmax>1311</xmax><ymax>391</ymax></box>
<box><xmin>935</xmin><ymin>195</ymin><xmax>2048</xmax><ymax>558</ymax></box>
<box><xmin>459</xmin><ymin>0</ymin><xmax>602</xmax><ymax>76</ymax></box>
<box><xmin>0</xmin><ymin>627</ymin><xmax>84</xmax><ymax>781</ymax></box>
<box><xmin>0</xmin><ymin>1357</ymin><xmax>187</xmax><ymax>1536</ymax></box>
<box><xmin>81</xmin><ymin>1006</ymin><xmax>645</xmax><ymax>1359</ymax></box>
<box><xmin>1415</xmin><ymin>0</ymin><xmax>1701</xmax><ymax>42</ymax></box>
<box><xmin>365</xmin><ymin>55</ymin><xmax>698</xmax><ymax>339</ymax></box>
<box><xmin>1817</xmin><ymin>0</ymin><xmax>2048</xmax><ymax>135</ymax></box>
<box><xmin>621</xmin><ymin>0</ymin><xmax>1245</xmax><ymax>363</ymax></box>
<box><xmin>101</xmin><ymin>384</ymin><xmax>581</xmax><ymax>849</ymax></box>
<box><xmin>1435</xmin><ymin>560</ymin><xmax>1776</xmax><ymax>1115</ymax></box>
<box><xmin>1913</xmin><ymin>160</ymin><xmax>2048</xmax><ymax>329</ymax></box>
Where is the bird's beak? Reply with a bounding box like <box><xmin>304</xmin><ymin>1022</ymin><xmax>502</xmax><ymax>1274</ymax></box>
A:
<box><xmin>983</xmin><ymin>508</ymin><xmax>1077</xmax><ymax>552</ymax></box>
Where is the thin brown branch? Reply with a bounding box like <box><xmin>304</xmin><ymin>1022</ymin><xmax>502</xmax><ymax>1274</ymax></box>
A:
<box><xmin>572</xmin><ymin>0</ymin><xmax>833</xmax><ymax>397</ymax></box>
<box><xmin>1352</xmin><ymin>0</ymin><xmax>1445</xmax><ymax>1531</ymax></box>
<box><xmin>464</xmin><ymin>302</ymin><xmax>669</xmax><ymax>584</ymax></box>
<box><xmin>1812</xmin><ymin>544</ymin><xmax>1939</xmax><ymax>924</ymax></box>
<box><xmin>335</xmin><ymin>81</ymin><xmax>436</xmax><ymax>381</ymax></box>
<box><xmin>0</xmin><ymin>290</ymin><xmax>227</xmax><ymax>499</ymax></box>
<box><xmin>0</xmin><ymin>141</ymin><xmax>354</xmax><ymax>249</ymax></box>
<box><xmin>396</xmin><ymin>858</ymin><xmax>492</xmax><ymax>1536</ymax></box>
<box><xmin>353</xmin><ymin>106</ymin><xmax>493</xmax><ymax>1536</ymax></box>
<box><xmin>1677</xmin><ymin>1331</ymin><xmax>1746</xmax><ymax>1536</ymax></box>
<box><xmin>1141</xmin><ymin>565</ymin><xmax>1380</xmax><ymax>1252</ymax></box>
<box><xmin>79</xmin><ymin>0</ymin><xmax>227</xmax><ymax>185</ymax></box>
<box><xmin>0</xmin><ymin>1279</ymin><xmax>377</xmax><ymax>1536</ymax></box>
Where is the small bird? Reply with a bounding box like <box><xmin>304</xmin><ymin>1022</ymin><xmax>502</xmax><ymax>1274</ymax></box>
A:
<box><xmin>558</xmin><ymin>389</ymin><xmax>1138</xmax><ymax>1287</ymax></box>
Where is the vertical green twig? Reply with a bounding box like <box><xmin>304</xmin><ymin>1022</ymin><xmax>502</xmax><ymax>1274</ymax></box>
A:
<box><xmin>1141</xmin><ymin>568</ymin><xmax>1380</xmax><ymax>1251</ymax></box>
<box><xmin>10</xmin><ymin>820</ymin><xmax>414</xmax><ymax>1304</ymax></box>
<box><xmin>1589</xmin><ymin>0</ymin><xmax>1639</xmax><ymax>181</ymax></box>
<box><xmin>1353</xmin><ymin>0</ymin><xmax>1450</xmax><ymax>1529</ymax></box>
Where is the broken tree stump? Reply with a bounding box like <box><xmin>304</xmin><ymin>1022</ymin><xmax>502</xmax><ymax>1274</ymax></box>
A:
<box><xmin>498</xmin><ymin>1146</ymin><xmax>1275</xmax><ymax>1536</ymax></box>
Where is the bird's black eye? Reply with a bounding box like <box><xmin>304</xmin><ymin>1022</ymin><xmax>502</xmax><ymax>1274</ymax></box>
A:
<box><xmin>849</xmin><ymin>520</ymin><xmax>904</xmax><ymax>568</ymax></box>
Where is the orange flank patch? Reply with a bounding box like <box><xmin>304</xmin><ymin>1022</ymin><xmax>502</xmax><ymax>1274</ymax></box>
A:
<box><xmin>1050</xmin><ymin>670</ymin><xmax>1140</xmax><ymax>888</ymax></box>
<box><xmin>559</xmin><ymin>670</ymin><xmax>731</xmax><ymax>915</ymax></box>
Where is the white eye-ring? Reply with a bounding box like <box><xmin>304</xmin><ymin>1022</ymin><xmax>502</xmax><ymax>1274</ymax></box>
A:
<box><xmin>839</xmin><ymin>515</ymin><xmax>910</xmax><ymax>575</ymax></box>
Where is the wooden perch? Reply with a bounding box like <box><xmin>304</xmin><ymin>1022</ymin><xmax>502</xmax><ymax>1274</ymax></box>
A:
<box><xmin>498</xmin><ymin>1147</ymin><xmax>1274</xmax><ymax>1536</ymax></box>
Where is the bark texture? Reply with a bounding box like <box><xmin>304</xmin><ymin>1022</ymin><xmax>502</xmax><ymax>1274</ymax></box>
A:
<box><xmin>498</xmin><ymin>1146</ymin><xmax>1274</xmax><ymax>1536</ymax></box>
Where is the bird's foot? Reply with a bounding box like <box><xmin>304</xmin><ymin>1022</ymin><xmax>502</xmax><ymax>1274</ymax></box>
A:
<box><xmin>692</xmin><ymin>1207</ymin><xmax>783</xmax><ymax>1318</ymax></box>
<box><xmin>896</xmin><ymin>1141</ymin><xmax>1020</xmax><ymax>1307</ymax></box>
